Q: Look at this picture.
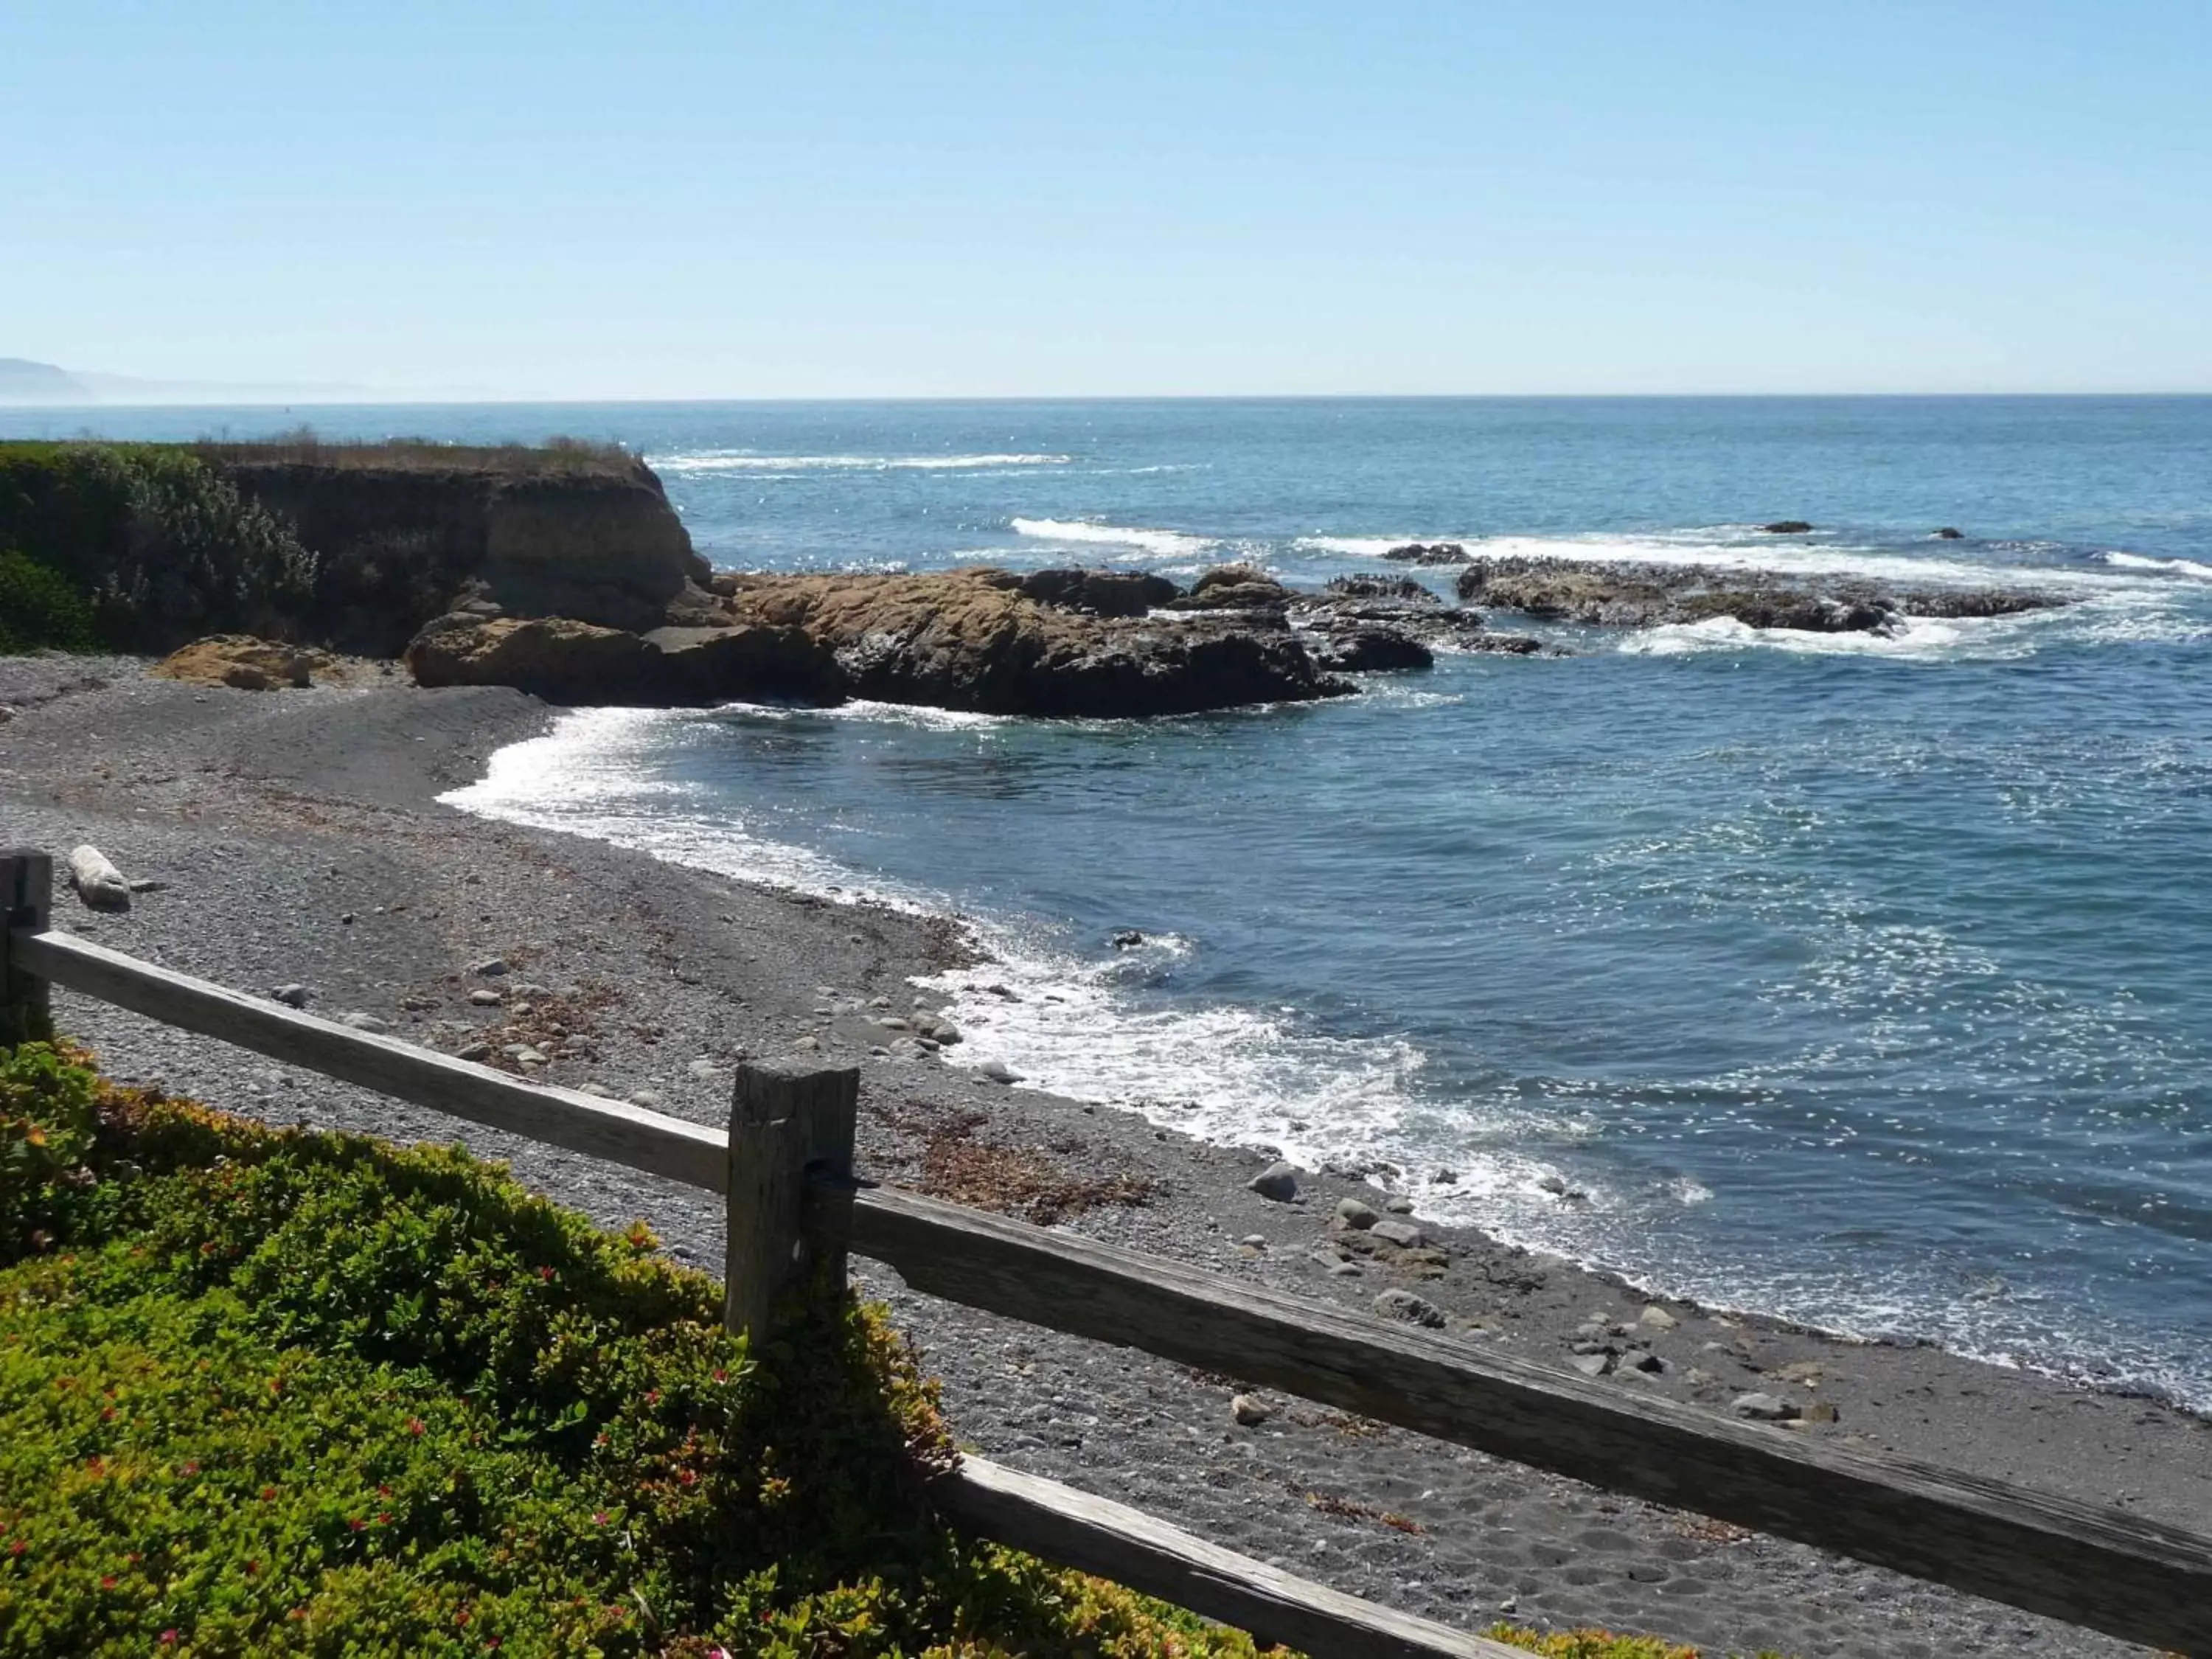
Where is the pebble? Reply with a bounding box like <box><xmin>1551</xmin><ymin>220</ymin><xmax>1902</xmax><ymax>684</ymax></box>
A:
<box><xmin>270</xmin><ymin>984</ymin><xmax>313</xmax><ymax>1008</ymax></box>
<box><xmin>686</xmin><ymin>1058</ymin><xmax>726</xmax><ymax>1079</ymax></box>
<box><xmin>1639</xmin><ymin>1305</ymin><xmax>1680</xmax><ymax>1332</ymax></box>
<box><xmin>1802</xmin><ymin>1401</ymin><xmax>1841</xmax><ymax>1424</ymax></box>
<box><xmin>1373</xmin><ymin>1289</ymin><xmax>1446</xmax><ymax>1329</ymax></box>
<box><xmin>1383</xmin><ymin>1195</ymin><xmax>1416</xmax><ymax>1214</ymax></box>
<box><xmin>978</xmin><ymin>1059</ymin><xmax>1020</xmax><ymax>1085</ymax></box>
<box><xmin>456</xmin><ymin>1042</ymin><xmax>492</xmax><ymax>1062</ymax></box>
<box><xmin>1230</xmin><ymin>1393</ymin><xmax>1270</xmax><ymax>1427</ymax></box>
<box><xmin>471</xmin><ymin>957</ymin><xmax>509</xmax><ymax>977</ymax></box>
<box><xmin>469</xmin><ymin>989</ymin><xmax>504</xmax><ymax>1006</ymax></box>
<box><xmin>1571</xmin><ymin>1352</ymin><xmax>1614</xmax><ymax>1377</ymax></box>
<box><xmin>1239</xmin><ymin>1234</ymin><xmax>1267</xmax><ymax>1248</ymax></box>
<box><xmin>1369</xmin><ymin>1219</ymin><xmax>1425</xmax><ymax>1250</ymax></box>
<box><xmin>1732</xmin><ymin>1392</ymin><xmax>1801</xmax><ymax>1422</ymax></box>
<box><xmin>1246</xmin><ymin>1161</ymin><xmax>1299</xmax><ymax>1202</ymax></box>
<box><xmin>336</xmin><ymin>1012</ymin><xmax>389</xmax><ymax>1033</ymax></box>
<box><xmin>629</xmin><ymin>1089</ymin><xmax>667</xmax><ymax>1107</ymax></box>
<box><xmin>1334</xmin><ymin>1197</ymin><xmax>1379</xmax><ymax>1229</ymax></box>
<box><xmin>793</xmin><ymin>1036</ymin><xmax>821</xmax><ymax>1051</ymax></box>
<box><xmin>1329</xmin><ymin>1262</ymin><xmax>1363</xmax><ymax>1278</ymax></box>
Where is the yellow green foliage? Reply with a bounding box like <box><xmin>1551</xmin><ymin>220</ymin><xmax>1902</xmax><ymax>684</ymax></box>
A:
<box><xmin>0</xmin><ymin>1042</ymin><xmax>1774</xmax><ymax>1658</ymax></box>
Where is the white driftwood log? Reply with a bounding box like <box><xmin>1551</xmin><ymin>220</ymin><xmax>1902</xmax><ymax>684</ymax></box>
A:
<box><xmin>67</xmin><ymin>845</ymin><xmax>132</xmax><ymax>912</ymax></box>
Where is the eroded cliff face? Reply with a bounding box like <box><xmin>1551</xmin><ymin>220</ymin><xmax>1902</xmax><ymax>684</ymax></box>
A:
<box><xmin>216</xmin><ymin>458</ymin><xmax>708</xmax><ymax>655</ymax></box>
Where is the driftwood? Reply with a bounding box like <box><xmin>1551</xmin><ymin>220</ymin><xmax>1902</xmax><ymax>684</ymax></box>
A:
<box><xmin>66</xmin><ymin>844</ymin><xmax>131</xmax><ymax>911</ymax></box>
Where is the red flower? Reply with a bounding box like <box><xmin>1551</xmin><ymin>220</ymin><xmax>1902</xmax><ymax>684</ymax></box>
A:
<box><xmin>260</xmin><ymin>1486</ymin><xmax>276</xmax><ymax>1501</ymax></box>
<box><xmin>100</xmin><ymin>1575</ymin><xmax>116</xmax><ymax>1589</ymax></box>
<box><xmin>406</xmin><ymin>1417</ymin><xmax>425</xmax><ymax>1437</ymax></box>
<box><xmin>347</xmin><ymin>1518</ymin><xmax>364</xmax><ymax>1532</ymax></box>
<box><xmin>592</xmin><ymin>1511</ymin><xmax>609</xmax><ymax>1526</ymax></box>
<box><xmin>159</xmin><ymin>1632</ymin><xmax>178</xmax><ymax>1646</ymax></box>
<box><xmin>178</xmin><ymin>1462</ymin><xmax>199</xmax><ymax>1477</ymax></box>
<box><xmin>377</xmin><ymin>1512</ymin><xmax>392</xmax><ymax>1526</ymax></box>
<box><xmin>677</xmin><ymin>1467</ymin><xmax>698</xmax><ymax>1486</ymax></box>
<box><xmin>8</xmin><ymin>1543</ymin><xmax>24</xmax><ymax>1557</ymax></box>
<box><xmin>536</xmin><ymin>1265</ymin><xmax>554</xmax><ymax>1281</ymax></box>
<box><xmin>644</xmin><ymin>1390</ymin><xmax>661</xmax><ymax>1405</ymax></box>
<box><xmin>376</xmin><ymin>1485</ymin><xmax>392</xmax><ymax>1498</ymax></box>
<box><xmin>712</xmin><ymin>1368</ymin><xmax>727</xmax><ymax>1382</ymax></box>
<box><xmin>245</xmin><ymin>1560</ymin><xmax>260</xmax><ymax>1576</ymax></box>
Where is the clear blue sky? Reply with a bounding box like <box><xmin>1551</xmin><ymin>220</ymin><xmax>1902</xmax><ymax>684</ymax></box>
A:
<box><xmin>5</xmin><ymin>1</ymin><xmax>2208</xmax><ymax>397</ymax></box>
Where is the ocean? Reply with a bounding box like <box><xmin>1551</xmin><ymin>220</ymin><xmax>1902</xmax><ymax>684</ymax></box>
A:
<box><xmin>20</xmin><ymin>395</ymin><xmax>2212</xmax><ymax>1408</ymax></box>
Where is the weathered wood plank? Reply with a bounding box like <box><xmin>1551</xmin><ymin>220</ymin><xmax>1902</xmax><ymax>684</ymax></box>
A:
<box><xmin>13</xmin><ymin>928</ymin><xmax>727</xmax><ymax>1190</ymax></box>
<box><xmin>0</xmin><ymin>851</ymin><xmax>55</xmax><ymax>1046</ymax></box>
<box><xmin>936</xmin><ymin>1456</ymin><xmax>1524</xmax><ymax>1659</ymax></box>
<box><xmin>852</xmin><ymin>1183</ymin><xmax>2212</xmax><ymax>1653</ymax></box>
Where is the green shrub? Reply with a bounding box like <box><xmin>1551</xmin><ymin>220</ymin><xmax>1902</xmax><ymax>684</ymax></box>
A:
<box><xmin>0</xmin><ymin>444</ymin><xmax>316</xmax><ymax>652</ymax></box>
<box><xmin>0</xmin><ymin>548</ymin><xmax>98</xmax><ymax>653</ymax></box>
<box><xmin>0</xmin><ymin>1046</ymin><xmax>1772</xmax><ymax>1658</ymax></box>
<box><xmin>0</xmin><ymin>1046</ymin><xmax>1265</xmax><ymax>1657</ymax></box>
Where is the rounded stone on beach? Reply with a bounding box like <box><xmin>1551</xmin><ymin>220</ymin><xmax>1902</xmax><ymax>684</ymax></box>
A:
<box><xmin>270</xmin><ymin>984</ymin><xmax>313</xmax><ymax>1008</ymax></box>
<box><xmin>1370</xmin><ymin>1218</ymin><xmax>1425</xmax><ymax>1250</ymax></box>
<box><xmin>471</xmin><ymin>957</ymin><xmax>509</xmax><ymax>977</ymax></box>
<box><xmin>1335</xmin><ymin>1197</ymin><xmax>1379</xmax><ymax>1229</ymax></box>
<box><xmin>1231</xmin><ymin>1393</ymin><xmax>1270</xmax><ymax>1426</ymax></box>
<box><xmin>1246</xmin><ymin>1161</ymin><xmax>1300</xmax><ymax>1201</ymax></box>
<box><xmin>978</xmin><ymin>1058</ymin><xmax>1020</xmax><ymax>1083</ymax></box>
<box><xmin>1639</xmin><ymin>1305</ymin><xmax>1679</xmax><ymax>1331</ymax></box>
<box><xmin>1384</xmin><ymin>1195</ymin><xmax>1415</xmax><ymax>1214</ymax></box>
<box><xmin>1373</xmin><ymin>1288</ymin><xmax>1445</xmax><ymax>1328</ymax></box>
<box><xmin>469</xmin><ymin>989</ymin><xmax>504</xmax><ymax>1006</ymax></box>
<box><xmin>1732</xmin><ymin>1391</ymin><xmax>1800</xmax><ymax>1422</ymax></box>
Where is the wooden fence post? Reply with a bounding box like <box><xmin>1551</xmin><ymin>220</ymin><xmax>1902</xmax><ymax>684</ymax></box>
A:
<box><xmin>0</xmin><ymin>849</ymin><xmax>54</xmax><ymax>1048</ymax></box>
<box><xmin>723</xmin><ymin>1060</ymin><xmax>859</xmax><ymax>1337</ymax></box>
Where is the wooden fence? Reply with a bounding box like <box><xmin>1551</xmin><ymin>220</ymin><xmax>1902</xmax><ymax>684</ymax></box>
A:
<box><xmin>4</xmin><ymin>846</ymin><xmax>2208</xmax><ymax>1658</ymax></box>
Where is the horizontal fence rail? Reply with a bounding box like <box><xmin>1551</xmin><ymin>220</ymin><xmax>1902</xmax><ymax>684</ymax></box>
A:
<box><xmin>6</xmin><ymin>874</ymin><xmax>2209</xmax><ymax>1656</ymax></box>
<box><xmin>935</xmin><ymin>1457</ymin><xmax>1524</xmax><ymax>1659</ymax></box>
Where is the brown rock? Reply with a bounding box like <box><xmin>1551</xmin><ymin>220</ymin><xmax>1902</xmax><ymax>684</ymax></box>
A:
<box><xmin>150</xmin><ymin>635</ymin><xmax>324</xmax><ymax>691</ymax></box>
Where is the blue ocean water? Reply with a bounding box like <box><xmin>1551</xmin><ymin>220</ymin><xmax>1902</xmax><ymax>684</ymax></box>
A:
<box><xmin>21</xmin><ymin>397</ymin><xmax>2212</xmax><ymax>1406</ymax></box>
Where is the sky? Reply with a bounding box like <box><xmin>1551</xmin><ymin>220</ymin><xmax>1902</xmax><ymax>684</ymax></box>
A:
<box><xmin>4</xmin><ymin>1</ymin><xmax>2210</xmax><ymax>399</ymax></box>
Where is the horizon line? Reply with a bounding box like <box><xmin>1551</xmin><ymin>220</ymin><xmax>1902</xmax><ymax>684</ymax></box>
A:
<box><xmin>7</xmin><ymin>389</ymin><xmax>2212</xmax><ymax>413</ymax></box>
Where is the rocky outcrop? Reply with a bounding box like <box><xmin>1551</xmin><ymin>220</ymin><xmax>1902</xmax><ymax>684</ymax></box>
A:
<box><xmin>718</xmin><ymin>570</ymin><xmax>1352</xmax><ymax>717</ymax></box>
<box><xmin>405</xmin><ymin>614</ymin><xmax>841</xmax><ymax>706</ymax></box>
<box><xmin>216</xmin><ymin>453</ymin><xmax>709</xmax><ymax>655</ymax></box>
<box><xmin>1760</xmin><ymin>521</ymin><xmax>1815</xmax><ymax>535</ymax></box>
<box><xmin>1382</xmin><ymin>543</ymin><xmax>1470</xmax><ymax>565</ymax></box>
<box><xmin>1455</xmin><ymin>555</ymin><xmax>2062</xmax><ymax>634</ymax></box>
<box><xmin>150</xmin><ymin>635</ymin><xmax>326</xmax><ymax>690</ymax></box>
<box><xmin>405</xmin><ymin>561</ymin><xmax>1565</xmax><ymax>717</ymax></box>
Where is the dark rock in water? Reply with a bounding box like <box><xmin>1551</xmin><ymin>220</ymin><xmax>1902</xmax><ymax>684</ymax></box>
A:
<box><xmin>1165</xmin><ymin>566</ymin><xmax>1294</xmax><ymax>612</ymax></box>
<box><xmin>1326</xmin><ymin>574</ymin><xmax>1439</xmax><ymax>604</ymax></box>
<box><xmin>1761</xmin><ymin>521</ymin><xmax>1815</xmax><ymax>535</ymax></box>
<box><xmin>1110</xmin><ymin>929</ymin><xmax>1145</xmax><ymax>949</ymax></box>
<box><xmin>1456</xmin><ymin>554</ymin><xmax>2062</xmax><ymax>636</ymax></box>
<box><xmin>1934</xmin><ymin>526</ymin><xmax>1965</xmax><ymax>539</ymax></box>
<box><xmin>641</xmin><ymin>623</ymin><xmax>846</xmax><ymax>703</ymax></box>
<box><xmin>1305</xmin><ymin>624</ymin><xmax>1433</xmax><ymax>673</ymax></box>
<box><xmin>1382</xmin><ymin>542</ymin><xmax>1470</xmax><ymax>565</ymax></box>
<box><xmin>1017</xmin><ymin>567</ymin><xmax>1181</xmax><ymax>617</ymax></box>
<box><xmin>726</xmin><ymin>571</ymin><xmax>1348</xmax><ymax>717</ymax></box>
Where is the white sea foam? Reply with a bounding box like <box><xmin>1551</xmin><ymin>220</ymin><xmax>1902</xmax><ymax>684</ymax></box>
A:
<box><xmin>1010</xmin><ymin>517</ymin><xmax>1220</xmax><ymax>559</ymax></box>
<box><xmin>653</xmin><ymin>451</ymin><xmax>1071</xmax><ymax>475</ymax></box>
<box><xmin>1304</xmin><ymin>529</ymin><xmax>2163</xmax><ymax>596</ymax></box>
<box><xmin>2100</xmin><ymin>550</ymin><xmax>2212</xmax><ymax>580</ymax></box>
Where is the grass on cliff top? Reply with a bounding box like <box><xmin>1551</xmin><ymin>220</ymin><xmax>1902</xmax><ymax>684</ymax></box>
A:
<box><xmin>189</xmin><ymin>426</ymin><xmax>637</xmax><ymax>476</ymax></box>
<box><xmin>0</xmin><ymin>1039</ymin><xmax>1778</xmax><ymax>1658</ymax></box>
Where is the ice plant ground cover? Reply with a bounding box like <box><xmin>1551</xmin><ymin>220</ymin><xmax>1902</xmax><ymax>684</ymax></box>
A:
<box><xmin>0</xmin><ymin>1040</ymin><xmax>1775</xmax><ymax>1658</ymax></box>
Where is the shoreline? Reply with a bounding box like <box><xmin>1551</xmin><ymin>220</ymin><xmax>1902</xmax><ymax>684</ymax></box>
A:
<box><xmin>3</xmin><ymin>653</ymin><xmax>2202</xmax><ymax>1658</ymax></box>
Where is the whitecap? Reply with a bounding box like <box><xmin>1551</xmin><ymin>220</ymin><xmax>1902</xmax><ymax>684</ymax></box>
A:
<box><xmin>653</xmin><ymin>451</ymin><xmax>1071</xmax><ymax>474</ymax></box>
<box><xmin>2099</xmin><ymin>551</ymin><xmax>2212</xmax><ymax>580</ymax></box>
<box><xmin>1010</xmin><ymin>517</ymin><xmax>1220</xmax><ymax>559</ymax></box>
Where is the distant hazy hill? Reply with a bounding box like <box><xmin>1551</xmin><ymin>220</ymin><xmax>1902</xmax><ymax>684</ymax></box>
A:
<box><xmin>0</xmin><ymin>358</ymin><xmax>92</xmax><ymax>404</ymax></box>
<box><xmin>0</xmin><ymin>357</ymin><xmax>373</xmax><ymax>406</ymax></box>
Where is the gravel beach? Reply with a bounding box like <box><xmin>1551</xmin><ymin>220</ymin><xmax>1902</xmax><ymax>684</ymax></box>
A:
<box><xmin>4</xmin><ymin>655</ymin><xmax>2205</xmax><ymax>1659</ymax></box>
